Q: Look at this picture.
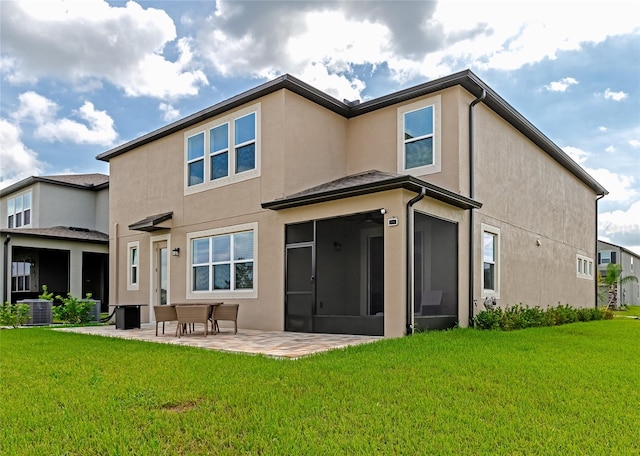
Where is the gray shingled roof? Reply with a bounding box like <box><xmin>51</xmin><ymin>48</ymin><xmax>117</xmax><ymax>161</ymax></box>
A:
<box><xmin>262</xmin><ymin>170</ymin><xmax>481</xmax><ymax>210</ymax></box>
<box><xmin>0</xmin><ymin>173</ymin><xmax>109</xmax><ymax>197</ymax></box>
<box><xmin>0</xmin><ymin>226</ymin><xmax>108</xmax><ymax>243</ymax></box>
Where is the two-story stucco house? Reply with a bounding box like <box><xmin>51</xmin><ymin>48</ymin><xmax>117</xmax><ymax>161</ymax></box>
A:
<box><xmin>97</xmin><ymin>70</ymin><xmax>606</xmax><ymax>337</ymax></box>
<box><xmin>0</xmin><ymin>174</ymin><xmax>109</xmax><ymax>309</ymax></box>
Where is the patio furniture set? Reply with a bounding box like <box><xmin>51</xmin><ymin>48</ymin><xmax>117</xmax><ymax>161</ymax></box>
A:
<box><xmin>154</xmin><ymin>303</ymin><xmax>239</xmax><ymax>338</ymax></box>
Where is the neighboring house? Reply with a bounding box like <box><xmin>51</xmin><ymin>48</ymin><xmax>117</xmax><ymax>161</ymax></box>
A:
<box><xmin>597</xmin><ymin>240</ymin><xmax>640</xmax><ymax>306</ymax></box>
<box><xmin>0</xmin><ymin>174</ymin><xmax>109</xmax><ymax>310</ymax></box>
<box><xmin>97</xmin><ymin>70</ymin><xmax>606</xmax><ymax>337</ymax></box>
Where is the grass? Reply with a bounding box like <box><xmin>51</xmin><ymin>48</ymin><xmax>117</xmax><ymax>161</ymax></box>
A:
<box><xmin>613</xmin><ymin>305</ymin><xmax>640</xmax><ymax>318</ymax></box>
<box><xmin>1</xmin><ymin>320</ymin><xmax>639</xmax><ymax>455</ymax></box>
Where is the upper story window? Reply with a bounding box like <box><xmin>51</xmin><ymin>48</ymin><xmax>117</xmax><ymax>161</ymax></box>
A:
<box><xmin>598</xmin><ymin>250</ymin><xmax>616</xmax><ymax>265</ymax></box>
<box><xmin>185</xmin><ymin>104</ymin><xmax>260</xmax><ymax>194</ymax></box>
<box><xmin>397</xmin><ymin>95</ymin><xmax>441</xmax><ymax>176</ymax></box>
<box><xmin>482</xmin><ymin>224</ymin><xmax>500</xmax><ymax>297</ymax></box>
<box><xmin>7</xmin><ymin>192</ymin><xmax>32</xmax><ymax>228</ymax></box>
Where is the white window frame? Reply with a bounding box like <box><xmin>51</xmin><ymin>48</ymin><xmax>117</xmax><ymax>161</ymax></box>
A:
<box><xmin>397</xmin><ymin>95</ymin><xmax>441</xmax><ymax>176</ymax></box>
<box><xmin>481</xmin><ymin>224</ymin><xmax>500</xmax><ymax>298</ymax></box>
<box><xmin>599</xmin><ymin>250</ymin><xmax>613</xmax><ymax>264</ymax></box>
<box><xmin>576</xmin><ymin>254</ymin><xmax>594</xmax><ymax>280</ymax></box>
<box><xmin>127</xmin><ymin>241</ymin><xmax>140</xmax><ymax>290</ymax></box>
<box><xmin>184</xmin><ymin>103</ymin><xmax>261</xmax><ymax>195</ymax></box>
<box><xmin>187</xmin><ymin>222</ymin><xmax>258</xmax><ymax>299</ymax></box>
<box><xmin>11</xmin><ymin>260</ymin><xmax>31</xmax><ymax>292</ymax></box>
<box><xmin>7</xmin><ymin>192</ymin><xmax>32</xmax><ymax>228</ymax></box>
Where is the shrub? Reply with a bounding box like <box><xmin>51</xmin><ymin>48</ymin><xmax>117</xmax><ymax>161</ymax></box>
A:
<box><xmin>0</xmin><ymin>302</ymin><xmax>31</xmax><ymax>328</ymax></box>
<box><xmin>474</xmin><ymin>303</ymin><xmax>611</xmax><ymax>331</ymax></box>
<box><xmin>53</xmin><ymin>293</ymin><xmax>95</xmax><ymax>325</ymax></box>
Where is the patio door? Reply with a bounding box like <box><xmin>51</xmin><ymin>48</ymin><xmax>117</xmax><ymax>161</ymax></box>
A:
<box><xmin>285</xmin><ymin>244</ymin><xmax>315</xmax><ymax>332</ymax></box>
<box><xmin>152</xmin><ymin>241</ymin><xmax>168</xmax><ymax>317</ymax></box>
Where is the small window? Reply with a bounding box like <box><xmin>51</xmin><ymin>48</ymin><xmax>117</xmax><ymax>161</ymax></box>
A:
<box><xmin>128</xmin><ymin>242</ymin><xmax>140</xmax><ymax>290</ymax></box>
<box><xmin>576</xmin><ymin>254</ymin><xmax>593</xmax><ymax>280</ymax></box>
<box><xmin>481</xmin><ymin>224</ymin><xmax>500</xmax><ymax>296</ymax></box>
<box><xmin>210</xmin><ymin>123</ymin><xmax>229</xmax><ymax>180</ymax></box>
<box><xmin>397</xmin><ymin>95</ymin><xmax>441</xmax><ymax>176</ymax></box>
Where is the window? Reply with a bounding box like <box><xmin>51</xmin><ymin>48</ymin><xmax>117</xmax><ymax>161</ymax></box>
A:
<box><xmin>577</xmin><ymin>254</ymin><xmax>594</xmax><ymax>280</ymax></box>
<box><xmin>185</xmin><ymin>104</ymin><xmax>260</xmax><ymax>193</ymax></box>
<box><xmin>598</xmin><ymin>250</ymin><xmax>616</xmax><ymax>264</ymax></box>
<box><xmin>11</xmin><ymin>261</ymin><xmax>31</xmax><ymax>292</ymax></box>
<box><xmin>481</xmin><ymin>224</ymin><xmax>500</xmax><ymax>296</ymax></box>
<box><xmin>188</xmin><ymin>223</ymin><xmax>257</xmax><ymax>298</ymax></box>
<box><xmin>127</xmin><ymin>242</ymin><xmax>139</xmax><ymax>290</ymax></box>
<box><xmin>397</xmin><ymin>95</ymin><xmax>441</xmax><ymax>176</ymax></box>
<box><xmin>7</xmin><ymin>192</ymin><xmax>32</xmax><ymax>228</ymax></box>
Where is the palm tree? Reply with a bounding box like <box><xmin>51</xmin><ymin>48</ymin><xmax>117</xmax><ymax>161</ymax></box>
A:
<box><xmin>598</xmin><ymin>263</ymin><xmax>638</xmax><ymax>309</ymax></box>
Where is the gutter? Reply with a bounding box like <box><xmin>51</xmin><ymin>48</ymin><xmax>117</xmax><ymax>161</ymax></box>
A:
<box><xmin>3</xmin><ymin>235</ymin><xmax>10</xmax><ymax>303</ymax></box>
<box><xmin>406</xmin><ymin>188</ymin><xmax>426</xmax><ymax>335</ymax></box>
<box><xmin>468</xmin><ymin>90</ymin><xmax>486</xmax><ymax>326</ymax></box>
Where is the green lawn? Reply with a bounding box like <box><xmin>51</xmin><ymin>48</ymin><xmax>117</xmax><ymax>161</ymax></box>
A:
<box><xmin>1</xmin><ymin>320</ymin><xmax>639</xmax><ymax>455</ymax></box>
<box><xmin>614</xmin><ymin>305</ymin><xmax>640</xmax><ymax>318</ymax></box>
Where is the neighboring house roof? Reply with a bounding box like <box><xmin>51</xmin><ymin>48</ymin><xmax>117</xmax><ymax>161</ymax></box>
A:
<box><xmin>0</xmin><ymin>226</ymin><xmax>108</xmax><ymax>244</ymax></box>
<box><xmin>0</xmin><ymin>173</ymin><xmax>109</xmax><ymax>197</ymax></box>
<box><xmin>96</xmin><ymin>70</ymin><xmax>607</xmax><ymax>196</ymax></box>
<box><xmin>597</xmin><ymin>239</ymin><xmax>640</xmax><ymax>259</ymax></box>
<box><xmin>262</xmin><ymin>170</ymin><xmax>482</xmax><ymax>211</ymax></box>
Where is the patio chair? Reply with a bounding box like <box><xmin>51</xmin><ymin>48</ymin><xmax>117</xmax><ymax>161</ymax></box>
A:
<box><xmin>153</xmin><ymin>305</ymin><xmax>177</xmax><ymax>336</ymax></box>
<box><xmin>211</xmin><ymin>304</ymin><xmax>239</xmax><ymax>334</ymax></box>
<box><xmin>176</xmin><ymin>305</ymin><xmax>209</xmax><ymax>338</ymax></box>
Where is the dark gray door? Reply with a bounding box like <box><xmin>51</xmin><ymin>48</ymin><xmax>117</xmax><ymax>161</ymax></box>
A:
<box><xmin>285</xmin><ymin>244</ymin><xmax>314</xmax><ymax>332</ymax></box>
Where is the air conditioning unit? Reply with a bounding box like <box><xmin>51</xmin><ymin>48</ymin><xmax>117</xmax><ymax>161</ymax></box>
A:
<box><xmin>18</xmin><ymin>299</ymin><xmax>53</xmax><ymax>325</ymax></box>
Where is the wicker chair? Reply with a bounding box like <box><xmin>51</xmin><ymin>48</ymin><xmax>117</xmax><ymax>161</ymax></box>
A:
<box><xmin>153</xmin><ymin>305</ymin><xmax>177</xmax><ymax>336</ymax></box>
<box><xmin>211</xmin><ymin>304</ymin><xmax>239</xmax><ymax>334</ymax></box>
<box><xmin>176</xmin><ymin>305</ymin><xmax>209</xmax><ymax>338</ymax></box>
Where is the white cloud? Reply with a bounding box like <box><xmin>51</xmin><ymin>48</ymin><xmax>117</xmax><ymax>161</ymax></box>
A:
<box><xmin>0</xmin><ymin>119</ymin><xmax>46</xmax><ymax>187</ymax></box>
<box><xmin>159</xmin><ymin>103</ymin><xmax>180</xmax><ymax>122</ymax></box>
<box><xmin>605</xmin><ymin>145</ymin><xmax>615</xmax><ymax>154</ymax></box>
<box><xmin>629</xmin><ymin>140</ymin><xmax>640</xmax><ymax>148</ymax></box>
<box><xmin>589</xmin><ymin>167</ymin><xmax>637</xmax><ymax>203</ymax></box>
<box><xmin>598</xmin><ymin>126</ymin><xmax>608</xmax><ymax>132</ymax></box>
<box><xmin>563</xmin><ymin>146</ymin><xmax>637</xmax><ymax>203</ymax></box>
<box><xmin>599</xmin><ymin>201</ymin><xmax>640</xmax><ymax>254</ymax></box>
<box><xmin>0</xmin><ymin>1</ymin><xmax>207</xmax><ymax>99</ymax></box>
<box><xmin>12</xmin><ymin>91</ymin><xmax>117</xmax><ymax>146</ymax></box>
<box><xmin>603</xmin><ymin>88</ymin><xmax>628</xmax><ymax>101</ymax></box>
<box><xmin>544</xmin><ymin>77</ymin><xmax>578</xmax><ymax>92</ymax></box>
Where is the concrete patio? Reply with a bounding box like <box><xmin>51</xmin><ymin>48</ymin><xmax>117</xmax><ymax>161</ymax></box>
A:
<box><xmin>55</xmin><ymin>323</ymin><xmax>382</xmax><ymax>359</ymax></box>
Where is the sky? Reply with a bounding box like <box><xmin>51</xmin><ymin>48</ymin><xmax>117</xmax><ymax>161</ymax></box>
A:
<box><xmin>0</xmin><ymin>0</ymin><xmax>639</xmax><ymax>254</ymax></box>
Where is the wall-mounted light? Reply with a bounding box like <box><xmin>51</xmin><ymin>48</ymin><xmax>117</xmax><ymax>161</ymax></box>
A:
<box><xmin>333</xmin><ymin>242</ymin><xmax>342</xmax><ymax>252</ymax></box>
<box><xmin>172</xmin><ymin>247</ymin><xmax>180</xmax><ymax>257</ymax></box>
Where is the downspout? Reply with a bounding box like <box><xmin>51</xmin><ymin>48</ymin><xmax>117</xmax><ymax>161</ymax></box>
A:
<box><xmin>595</xmin><ymin>194</ymin><xmax>605</xmax><ymax>307</ymax></box>
<box><xmin>3</xmin><ymin>235</ymin><xmax>11</xmax><ymax>304</ymax></box>
<box><xmin>468</xmin><ymin>89</ymin><xmax>486</xmax><ymax>326</ymax></box>
<box><xmin>406</xmin><ymin>188</ymin><xmax>426</xmax><ymax>335</ymax></box>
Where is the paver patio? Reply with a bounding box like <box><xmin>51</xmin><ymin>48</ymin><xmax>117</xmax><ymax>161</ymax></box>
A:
<box><xmin>55</xmin><ymin>323</ymin><xmax>382</xmax><ymax>359</ymax></box>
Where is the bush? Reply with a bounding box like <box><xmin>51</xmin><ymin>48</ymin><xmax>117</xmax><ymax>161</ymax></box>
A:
<box><xmin>0</xmin><ymin>302</ymin><xmax>31</xmax><ymax>328</ymax></box>
<box><xmin>474</xmin><ymin>303</ymin><xmax>611</xmax><ymax>331</ymax></box>
<box><xmin>53</xmin><ymin>293</ymin><xmax>95</xmax><ymax>325</ymax></box>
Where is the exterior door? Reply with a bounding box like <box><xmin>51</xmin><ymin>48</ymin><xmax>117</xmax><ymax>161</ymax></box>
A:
<box><xmin>152</xmin><ymin>241</ymin><xmax>168</xmax><ymax>319</ymax></box>
<box><xmin>285</xmin><ymin>244</ymin><xmax>315</xmax><ymax>332</ymax></box>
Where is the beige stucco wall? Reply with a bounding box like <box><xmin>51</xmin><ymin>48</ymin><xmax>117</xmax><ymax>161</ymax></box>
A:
<box><xmin>472</xmin><ymin>101</ymin><xmax>597</xmax><ymax>309</ymax></box>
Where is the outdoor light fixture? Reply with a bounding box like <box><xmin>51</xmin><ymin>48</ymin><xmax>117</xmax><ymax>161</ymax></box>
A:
<box><xmin>172</xmin><ymin>247</ymin><xmax>180</xmax><ymax>257</ymax></box>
